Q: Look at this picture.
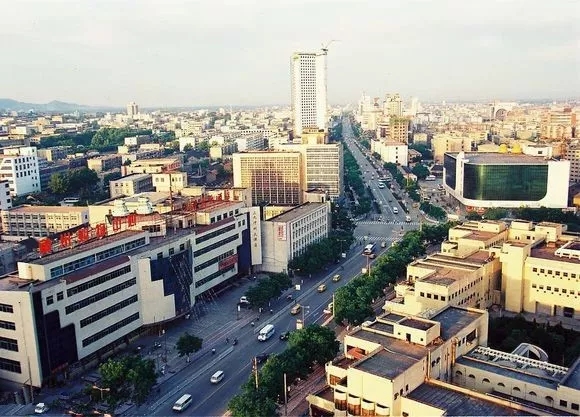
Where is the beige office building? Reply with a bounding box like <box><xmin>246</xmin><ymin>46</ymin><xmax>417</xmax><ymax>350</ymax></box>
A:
<box><xmin>152</xmin><ymin>172</ymin><xmax>188</xmax><ymax>193</ymax></box>
<box><xmin>387</xmin><ymin>220</ymin><xmax>579</xmax><ymax>321</ymax></box>
<box><xmin>232</xmin><ymin>151</ymin><xmax>303</xmax><ymax>206</ymax></box>
<box><xmin>308</xmin><ymin>305</ymin><xmax>580</xmax><ymax>417</ymax></box>
<box><xmin>1</xmin><ymin>205</ymin><xmax>89</xmax><ymax>239</ymax></box>
<box><xmin>277</xmin><ymin>143</ymin><xmax>343</xmax><ymax>201</ymax></box>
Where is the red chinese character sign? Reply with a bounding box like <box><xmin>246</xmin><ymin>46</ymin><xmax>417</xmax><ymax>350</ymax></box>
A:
<box><xmin>95</xmin><ymin>223</ymin><xmax>107</xmax><ymax>238</ymax></box>
<box><xmin>128</xmin><ymin>213</ymin><xmax>137</xmax><ymax>227</ymax></box>
<box><xmin>60</xmin><ymin>233</ymin><xmax>72</xmax><ymax>248</ymax></box>
<box><xmin>38</xmin><ymin>238</ymin><xmax>52</xmax><ymax>256</ymax></box>
<box><xmin>77</xmin><ymin>227</ymin><xmax>89</xmax><ymax>243</ymax></box>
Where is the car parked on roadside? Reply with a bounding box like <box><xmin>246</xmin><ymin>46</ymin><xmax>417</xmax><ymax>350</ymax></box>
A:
<box><xmin>279</xmin><ymin>331</ymin><xmax>292</xmax><ymax>341</ymax></box>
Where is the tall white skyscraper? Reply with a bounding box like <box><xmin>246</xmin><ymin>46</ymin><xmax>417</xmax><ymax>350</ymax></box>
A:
<box><xmin>127</xmin><ymin>101</ymin><xmax>139</xmax><ymax>118</ymax></box>
<box><xmin>290</xmin><ymin>50</ymin><xmax>328</xmax><ymax>138</ymax></box>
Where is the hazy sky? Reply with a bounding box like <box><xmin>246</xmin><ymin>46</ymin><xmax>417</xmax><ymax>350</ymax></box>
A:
<box><xmin>1</xmin><ymin>0</ymin><xmax>578</xmax><ymax>107</ymax></box>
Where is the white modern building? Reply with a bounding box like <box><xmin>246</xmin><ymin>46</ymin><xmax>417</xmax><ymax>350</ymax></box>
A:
<box><xmin>371</xmin><ymin>140</ymin><xmax>409</xmax><ymax>167</ymax></box>
<box><xmin>260</xmin><ymin>202</ymin><xmax>331</xmax><ymax>273</ymax></box>
<box><xmin>0</xmin><ymin>147</ymin><xmax>41</xmax><ymax>196</ymax></box>
<box><xmin>291</xmin><ymin>50</ymin><xmax>328</xmax><ymax>138</ymax></box>
<box><xmin>444</xmin><ymin>152</ymin><xmax>570</xmax><ymax>208</ymax></box>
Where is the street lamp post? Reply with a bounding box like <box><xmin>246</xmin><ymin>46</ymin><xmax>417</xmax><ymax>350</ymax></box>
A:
<box><xmin>92</xmin><ymin>385</ymin><xmax>110</xmax><ymax>401</ymax></box>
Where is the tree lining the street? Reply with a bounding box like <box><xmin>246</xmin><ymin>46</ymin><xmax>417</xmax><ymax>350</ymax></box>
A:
<box><xmin>244</xmin><ymin>273</ymin><xmax>293</xmax><ymax>308</ymax></box>
<box><xmin>287</xmin><ymin>231</ymin><xmax>355</xmax><ymax>275</ymax></box>
<box><xmin>175</xmin><ymin>332</ymin><xmax>203</xmax><ymax>360</ymax></box>
<box><xmin>96</xmin><ymin>355</ymin><xmax>157</xmax><ymax>412</ymax></box>
<box><xmin>334</xmin><ymin>223</ymin><xmax>453</xmax><ymax>326</ymax></box>
<box><xmin>228</xmin><ymin>325</ymin><xmax>339</xmax><ymax>417</ymax></box>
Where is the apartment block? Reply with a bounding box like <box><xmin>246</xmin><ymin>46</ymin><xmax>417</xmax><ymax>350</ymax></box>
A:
<box><xmin>124</xmin><ymin>157</ymin><xmax>182</xmax><ymax>175</ymax></box>
<box><xmin>0</xmin><ymin>146</ymin><xmax>41</xmax><ymax>196</ymax></box>
<box><xmin>37</xmin><ymin>146</ymin><xmax>70</xmax><ymax>162</ymax></box>
<box><xmin>432</xmin><ymin>134</ymin><xmax>473</xmax><ymax>163</ymax></box>
<box><xmin>232</xmin><ymin>151</ymin><xmax>303</xmax><ymax>206</ymax></box>
<box><xmin>109</xmin><ymin>174</ymin><xmax>154</xmax><ymax>198</ymax></box>
<box><xmin>260</xmin><ymin>202</ymin><xmax>330</xmax><ymax>273</ymax></box>
<box><xmin>152</xmin><ymin>172</ymin><xmax>188</xmax><ymax>193</ymax></box>
<box><xmin>1</xmin><ymin>205</ymin><xmax>89</xmax><ymax>239</ymax></box>
<box><xmin>87</xmin><ymin>155</ymin><xmax>122</xmax><ymax>174</ymax></box>
<box><xmin>566</xmin><ymin>142</ymin><xmax>580</xmax><ymax>183</ymax></box>
<box><xmin>0</xmin><ymin>180</ymin><xmax>12</xmax><ymax>211</ymax></box>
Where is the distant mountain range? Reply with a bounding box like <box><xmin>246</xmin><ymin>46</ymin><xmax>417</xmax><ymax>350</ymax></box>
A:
<box><xmin>0</xmin><ymin>98</ymin><xmax>122</xmax><ymax>113</ymax></box>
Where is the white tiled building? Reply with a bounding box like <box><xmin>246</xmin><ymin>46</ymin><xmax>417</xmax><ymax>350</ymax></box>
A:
<box><xmin>0</xmin><ymin>147</ymin><xmax>41</xmax><ymax>196</ymax></box>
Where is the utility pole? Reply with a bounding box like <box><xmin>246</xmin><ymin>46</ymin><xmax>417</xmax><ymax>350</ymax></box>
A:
<box><xmin>284</xmin><ymin>373</ymin><xmax>288</xmax><ymax>416</ymax></box>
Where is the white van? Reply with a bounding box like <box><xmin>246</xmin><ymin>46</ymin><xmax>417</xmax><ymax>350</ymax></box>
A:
<box><xmin>210</xmin><ymin>370</ymin><xmax>225</xmax><ymax>384</ymax></box>
<box><xmin>257</xmin><ymin>324</ymin><xmax>275</xmax><ymax>341</ymax></box>
<box><xmin>172</xmin><ymin>394</ymin><xmax>193</xmax><ymax>412</ymax></box>
<box><xmin>393</xmin><ymin>207</ymin><xmax>399</xmax><ymax>214</ymax></box>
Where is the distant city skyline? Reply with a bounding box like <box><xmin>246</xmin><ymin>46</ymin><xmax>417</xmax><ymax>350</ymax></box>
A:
<box><xmin>1</xmin><ymin>0</ymin><xmax>578</xmax><ymax>107</ymax></box>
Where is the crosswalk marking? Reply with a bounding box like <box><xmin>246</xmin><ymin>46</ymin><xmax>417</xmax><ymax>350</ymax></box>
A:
<box><xmin>353</xmin><ymin>236</ymin><xmax>397</xmax><ymax>243</ymax></box>
<box><xmin>355</xmin><ymin>221</ymin><xmax>421</xmax><ymax>226</ymax></box>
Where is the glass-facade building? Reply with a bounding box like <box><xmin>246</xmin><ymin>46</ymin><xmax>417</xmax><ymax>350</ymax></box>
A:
<box><xmin>463</xmin><ymin>164</ymin><xmax>548</xmax><ymax>201</ymax></box>
<box><xmin>443</xmin><ymin>152</ymin><xmax>569</xmax><ymax>208</ymax></box>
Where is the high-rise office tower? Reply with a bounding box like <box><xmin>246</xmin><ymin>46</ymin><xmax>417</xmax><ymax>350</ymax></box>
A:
<box><xmin>290</xmin><ymin>50</ymin><xmax>328</xmax><ymax>139</ymax></box>
<box><xmin>385</xmin><ymin>93</ymin><xmax>403</xmax><ymax>117</ymax></box>
<box><xmin>127</xmin><ymin>102</ymin><xmax>139</xmax><ymax>118</ymax></box>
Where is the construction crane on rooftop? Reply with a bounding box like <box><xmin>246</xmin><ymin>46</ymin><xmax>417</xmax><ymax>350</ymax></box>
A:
<box><xmin>321</xmin><ymin>39</ymin><xmax>340</xmax><ymax>54</ymax></box>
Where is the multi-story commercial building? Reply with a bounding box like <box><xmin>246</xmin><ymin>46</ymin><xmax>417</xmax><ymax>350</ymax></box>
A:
<box><xmin>277</xmin><ymin>143</ymin><xmax>343</xmax><ymax>201</ymax></box>
<box><xmin>1</xmin><ymin>205</ymin><xmax>89</xmax><ymax>239</ymax></box>
<box><xmin>307</xmin><ymin>305</ymin><xmax>580</xmax><ymax>417</ymax></box>
<box><xmin>87</xmin><ymin>155</ymin><xmax>122</xmax><ymax>174</ymax></box>
<box><xmin>152</xmin><ymin>172</ymin><xmax>188</xmax><ymax>193</ymax></box>
<box><xmin>127</xmin><ymin>102</ymin><xmax>139</xmax><ymax>118</ymax></box>
<box><xmin>291</xmin><ymin>50</ymin><xmax>328</xmax><ymax>138</ymax></box>
<box><xmin>0</xmin><ymin>195</ymin><xmax>250</xmax><ymax>389</ymax></box>
<box><xmin>444</xmin><ymin>152</ymin><xmax>570</xmax><ymax>209</ymax></box>
<box><xmin>0</xmin><ymin>180</ymin><xmax>12</xmax><ymax>211</ymax></box>
<box><xmin>384</xmin><ymin>93</ymin><xmax>403</xmax><ymax>117</ymax></box>
<box><xmin>109</xmin><ymin>174</ymin><xmax>154</xmax><ymax>198</ymax></box>
<box><xmin>260</xmin><ymin>202</ymin><xmax>330</xmax><ymax>273</ymax></box>
<box><xmin>232</xmin><ymin>151</ymin><xmax>303</xmax><ymax>206</ymax></box>
<box><xmin>0</xmin><ymin>146</ymin><xmax>41</xmax><ymax>196</ymax></box>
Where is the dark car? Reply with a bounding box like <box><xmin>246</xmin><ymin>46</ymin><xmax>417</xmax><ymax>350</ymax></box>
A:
<box><xmin>279</xmin><ymin>331</ymin><xmax>291</xmax><ymax>341</ymax></box>
<box><xmin>255</xmin><ymin>353</ymin><xmax>270</xmax><ymax>364</ymax></box>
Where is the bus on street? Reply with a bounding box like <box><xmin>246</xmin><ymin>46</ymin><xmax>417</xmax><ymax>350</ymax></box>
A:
<box><xmin>363</xmin><ymin>243</ymin><xmax>376</xmax><ymax>255</ymax></box>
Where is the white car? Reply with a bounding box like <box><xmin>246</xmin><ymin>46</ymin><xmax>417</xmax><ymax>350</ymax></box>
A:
<box><xmin>34</xmin><ymin>403</ymin><xmax>49</xmax><ymax>414</ymax></box>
